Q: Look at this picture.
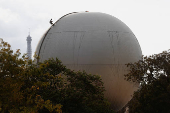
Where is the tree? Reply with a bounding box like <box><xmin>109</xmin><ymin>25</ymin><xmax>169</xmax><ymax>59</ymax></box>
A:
<box><xmin>0</xmin><ymin>38</ymin><xmax>114</xmax><ymax>113</ymax></box>
<box><xmin>36</xmin><ymin>58</ymin><xmax>115</xmax><ymax>113</ymax></box>
<box><xmin>124</xmin><ymin>50</ymin><xmax>170</xmax><ymax>113</ymax></box>
<box><xmin>0</xmin><ymin>38</ymin><xmax>62</xmax><ymax>113</ymax></box>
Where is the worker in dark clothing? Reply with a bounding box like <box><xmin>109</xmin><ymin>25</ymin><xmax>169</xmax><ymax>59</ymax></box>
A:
<box><xmin>50</xmin><ymin>19</ymin><xmax>53</xmax><ymax>25</ymax></box>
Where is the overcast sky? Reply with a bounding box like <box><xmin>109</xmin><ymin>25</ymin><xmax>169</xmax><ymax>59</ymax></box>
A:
<box><xmin>0</xmin><ymin>0</ymin><xmax>170</xmax><ymax>56</ymax></box>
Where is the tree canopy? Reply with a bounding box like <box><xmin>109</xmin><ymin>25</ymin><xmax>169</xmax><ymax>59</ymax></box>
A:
<box><xmin>0</xmin><ymin>38</ymin><xmax>114</xmax><ymax>113</ymax></box>
<box><xmin>124</xmin><ymin>50</ymin><xmax>170</xmax><ymax>113</ymax></box>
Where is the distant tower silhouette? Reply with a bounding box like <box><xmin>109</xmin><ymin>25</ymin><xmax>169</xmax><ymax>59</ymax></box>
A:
<box><xmin>26</xmin><ymin>32</ymin><xmax>32</xmax><ymax>59</ymax></box>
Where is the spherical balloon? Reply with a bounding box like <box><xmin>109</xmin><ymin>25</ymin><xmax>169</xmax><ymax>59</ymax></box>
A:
<box><xmin>36</xmin><ymin>12</ymin><xmax>142</xmax><ymax>110</ymax></box>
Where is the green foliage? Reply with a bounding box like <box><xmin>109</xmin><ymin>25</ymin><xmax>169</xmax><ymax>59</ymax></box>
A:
<box><xmin>0</xmin><ymin>38</ymin><xmax>62</xmax><ymax>113</ymax></box>
<box><xmin>128</xmin><ymin>75</ymin><xmax>170</xmax><ymax>113</ymax></box>
<box><xmin>125</xmin><ymin>50</ymin><xmax>170</xmax><ymax>113</ymax></box>
<box><xmin>0</xmin><ymin>38</ymin><xmax>114</xmax><ymax>113</ymax></box>
<box><xmin>37</xmin><ymin>58</ymin><xmax>114</xmax><ymax>113</ymax></box>
<box><xmin>125</xmin><ymin>50</ymin><xmax>170</xmax><ymax>85</ymax></box>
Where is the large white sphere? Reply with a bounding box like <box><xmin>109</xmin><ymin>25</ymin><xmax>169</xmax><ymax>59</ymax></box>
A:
<box><xmin>36</xmin><ymin>12</ymin><xmax>142</xmax><ymax>110</ymax></box>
